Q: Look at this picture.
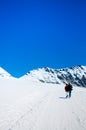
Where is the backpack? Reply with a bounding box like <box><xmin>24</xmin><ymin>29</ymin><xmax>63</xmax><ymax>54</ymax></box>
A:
<box><xmin>65</xmin><ymin>84</ymin><xmax>73</xmax><ymax>92</ymax></box>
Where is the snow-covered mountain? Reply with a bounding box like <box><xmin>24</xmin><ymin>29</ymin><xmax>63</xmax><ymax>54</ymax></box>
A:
<box><xmin>0</xmin><ymin>66</ymin><xmax>86</xmax><ymax>130</ymax></box>
<box><xmin>0</xmin><ymin>67</ymin><xmax>13</xmax><ymax>79</ymax></box>
<box><xmin>23</xmin><ymin>65</ymin><xmax>86</xmax><ymax>87</ymax></box>
<box><xmin>1</xmin><ymin>65</ymin><xmax>86</xmax><ymax>87</ymax></box>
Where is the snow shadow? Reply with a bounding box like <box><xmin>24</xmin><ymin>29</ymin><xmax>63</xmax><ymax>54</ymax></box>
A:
<box><xmin>59</xmin><ymin>97</ymin><xmax>67</xmax><ymax>99</ymax></box>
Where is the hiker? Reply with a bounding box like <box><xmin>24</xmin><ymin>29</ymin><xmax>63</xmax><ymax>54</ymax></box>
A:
<box><xmin>64</xmin><ymin>83</ymin><xmax>73</xmax><ymax>98</ymax></box>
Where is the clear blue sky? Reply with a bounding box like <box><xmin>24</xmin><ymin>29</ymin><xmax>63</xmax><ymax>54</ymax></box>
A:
<box><xmin>0</xmin><ymin>0</ymin><xmax>86</xmax><ymax>77</ymax></box>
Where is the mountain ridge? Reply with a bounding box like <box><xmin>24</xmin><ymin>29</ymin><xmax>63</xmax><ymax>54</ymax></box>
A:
<box><xmin>23</xmin><ymin>65</ymin><xmax>86</xmax><ymax>87</ymax></box>
<box><xmin>0</xmin><ymin>65</ymin><xmax>86</xmax><ymax>87</ymax></box>
<box><xmin>0</xmin><ymin>67</ymin><xmax>13</xmax><ymax>78</ymax></box>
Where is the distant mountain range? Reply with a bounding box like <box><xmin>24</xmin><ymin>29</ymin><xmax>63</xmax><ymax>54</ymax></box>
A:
<box><xmin>23</xmin><ymin>65</ymin><xmax>86</xmax><ymax>87</ymax></box>
<box><xmin>0</xmin><ymin>65</ymin><xmax>86</xmax><ymax>87</ymax></box>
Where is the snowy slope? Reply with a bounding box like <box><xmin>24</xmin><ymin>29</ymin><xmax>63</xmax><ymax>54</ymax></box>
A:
<box><xmin>0</xmin><ymin>67</ymin><xmax>13</xmax><ymax>79</ymax></box>
<box><xmin>22</xmin><ymin>65</ymin><xmax>86</xmax><ymax>87</ymax></box>
<box><xmin>0</xmin><ymin>78</ymin><xmax>86</xmax><ymax>130</ymax></box>
<box><xmin>1</xmin><ymin>65</ymin><xmax>86</xmax><ymax>87</ymax></box>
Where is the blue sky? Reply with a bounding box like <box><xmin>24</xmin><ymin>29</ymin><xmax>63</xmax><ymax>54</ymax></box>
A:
<box><xmin>0</xmin><ymin>0</ymin><xmax>86</xmax><ymax>77</ymax></box>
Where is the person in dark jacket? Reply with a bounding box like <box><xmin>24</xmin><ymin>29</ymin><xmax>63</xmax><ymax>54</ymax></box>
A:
<box><xmin>65</xmin><ymin>83</ymin><xmax>73</xmax><ymax>98</ymax></box>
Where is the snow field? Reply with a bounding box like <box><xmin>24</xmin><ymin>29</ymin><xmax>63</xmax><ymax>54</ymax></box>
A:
<box><xmin>0</xmin><ymin>79</ymin><xmax>86</xmax><ymax>130</ymax></box>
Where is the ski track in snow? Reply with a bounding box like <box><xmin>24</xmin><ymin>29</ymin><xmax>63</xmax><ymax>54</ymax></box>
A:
<box><xmin>0</xmin><ymin>81</ymin><xmax>86</xmax><ymax>130</ymax></box>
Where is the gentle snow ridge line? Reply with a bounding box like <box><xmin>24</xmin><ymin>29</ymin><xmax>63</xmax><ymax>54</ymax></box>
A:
<box><xmin>1</xmin><ymin>65</ymin><xmax>86</xmax><ymax>87</ymax></box>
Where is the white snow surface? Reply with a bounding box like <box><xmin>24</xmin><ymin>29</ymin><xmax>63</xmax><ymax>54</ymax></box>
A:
<box><xmin>0</xmin><ymin>78</ymin><xmax>86</xmax><ymax>130</ymax></box>
<box><xmin>21</xmin><ymin>66</ymin><xmax>86</xmax><ymax>86</ymax></box>
<box><xmin>23</xmin><ymin>68</ymin><xmax>62</xmax><ymax>84</ymax></box>
<box><xmin>0</xmin><ymin>67</ymin><xmax>13</xmax><ymax>79</ymax></box>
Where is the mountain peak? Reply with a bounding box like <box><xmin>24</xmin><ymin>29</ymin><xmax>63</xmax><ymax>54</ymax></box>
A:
<box><xmin>22</xmin><ymin>65</ymin><xmax>86</xmax><ymax>87</ymax></box>
<box><xmin>0</xmin><ymin>67</ymin><xmax>12</xmax><ymax>78</ymax></box>
<box><xmin>0</xmin><ymin>65</ymin><xmax>86</xmax><ymax>87</ymax></box>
